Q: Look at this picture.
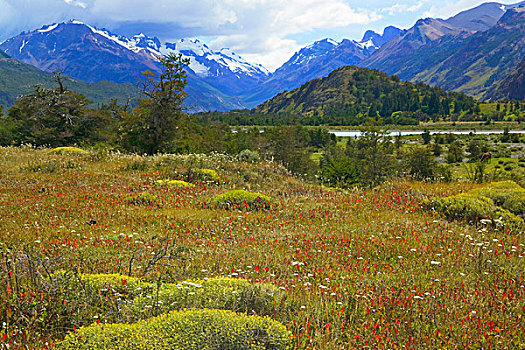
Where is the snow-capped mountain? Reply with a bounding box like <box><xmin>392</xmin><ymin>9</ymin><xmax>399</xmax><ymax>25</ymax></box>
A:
<box><xmin>160</xmin><ymin>39</ymin><xmax>269</xmax><ymax>95</ymax></box>
<box><xmin>241</xmin><ymin>27</ymin><xmax>401</xmax><ymax>108</ymax></box>
<box><xmin>0</xmin><ymin>20</ymin><xmax>266</xmax><ymax>111</ymax></box>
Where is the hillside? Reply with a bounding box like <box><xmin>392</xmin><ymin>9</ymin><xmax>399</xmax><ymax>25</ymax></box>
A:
<box><xmin>241</xmin><ymin>28</ymin><xmax>401</xmax><ymax>108</ymax></box>
<box><xmin>362</xmin><ymin>6</ymin><xmax>525</xmax><ymax>100</ymax></box>
<box><xmin>254</xmin><ymin>66</ymin><xmax>477</xmax><ymax>125</ymax></box>
<box><xmin>491</xmin><ymin>55</ymin><xmax>525</xmax><ymax>100</ymax></box>
<box><xmin>411</xmin><ymin>6</ymin><xmax>525</xmax><ymax>100</ymax></box>
<box><xmin>0</xmin><ymin>55</ymin><xmax>139</xmax><ymax>107</ymax></box>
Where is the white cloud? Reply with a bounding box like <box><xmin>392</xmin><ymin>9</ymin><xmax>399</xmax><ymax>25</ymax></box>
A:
<box><xmin>205</xmin><ymin>0</ymin><xmax>380</xmax><ymax>70</ymax></box>
<box><xmin>64</xmin><ymin>0</ymin><xmax>87</xmax><ymax>9</ymax></box>
<box><xmin>423</xmin><ymin>0</ymin><xmax>518</xmax><ymax>19</ymax></box>
<box><xmin>382</xmin><ymin>2</ymin><xmax>425</xmax><ymax>16</ymax></box>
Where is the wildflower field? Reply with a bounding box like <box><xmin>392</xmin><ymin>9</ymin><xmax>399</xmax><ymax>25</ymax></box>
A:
<box><xmin>0</xmin><ymin>147</ymin><xmax>524</xmax><ymax>349</ymax></box>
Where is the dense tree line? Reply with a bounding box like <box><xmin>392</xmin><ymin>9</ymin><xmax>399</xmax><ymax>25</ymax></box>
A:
<box><xmin>1</xmin><ymin>56</ymin><xmax>521</xmax><ymax>188</ymax></box>
<box><xmin>199</xmin><ymin>68</ymin><xmax>480</xmax><ymax>126</ymax></box>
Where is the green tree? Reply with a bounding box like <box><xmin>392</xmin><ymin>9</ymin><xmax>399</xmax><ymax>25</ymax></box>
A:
<box><xmin>403</xmin><ymin>146</ymin><xmax>436</xmax><ymax>180</ymax></box>
<box><xmin>347</xmin><ymin>127</ymin><xmax>395</xmax><ymax>187</ymax></box>
<box><xmin>119</xmin><ymin>53</ymin><xmax>190</xmax><ymax>154</ymax></box>
<box><xmin>266</xmin><ymin>126</ymin><xmax>314</xmax><ymax>175</ymax></box>
<box><xmin>421</xmin><ymin>129</ymin><xmax>431</xmax><ymax>144</ymax></box>
<box><xmin>447</xmin><ymin>141</ymin><xmax>464</xmax><ymax>163</ymax></box>
<box><xmin>5</xmin><ymin>73</ymin><xmax>104</xmax><ymax>147</ymax></box>
<box><xmin>320</xmin><ymin>145</ymin><xmax>359</xmax><ymax>188</ymax></box>
<box><xmin>466</xmin><ymin>139</ymin><xmax>488</xmax><ymax>161</ymax></box>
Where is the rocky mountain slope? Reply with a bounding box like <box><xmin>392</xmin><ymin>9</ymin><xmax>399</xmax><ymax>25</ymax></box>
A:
<box><xmin>490</xmin><ymin>55</ymin><xmax>525</xmax><ymax>100</ymax></box>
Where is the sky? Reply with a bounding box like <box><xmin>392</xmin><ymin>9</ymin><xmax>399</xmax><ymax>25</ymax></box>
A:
<box><xmin>0</xmin><ymin>0</ymin><xmax>521</xmax><ymax>71</ymax></box>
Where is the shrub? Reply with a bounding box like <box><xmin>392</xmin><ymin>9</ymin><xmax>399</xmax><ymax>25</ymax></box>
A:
<box><xmin>192</xmin><ymin>168</ymin><xmax>219</xmax><ymax>182</ymax></box>
<box><xmin>426</xmin><ymin>182</ymin><xmax>525</xmax><ymax>231</ymax></box>
<box><xmin>53</xmin><ymin>272</ymin><xmax>152</xmax><ymax>296</ymax></box>
<box><xmin>24</xmin><ymin>159</ymin><xmax>59</xmax><ymax>173</ymax></box>
<box><xmin>125</xmin><ymin>192</ymin><xmax>159</xmax><ymax>205</ymax></box>
<box><xmin>51</xmin><ymin>273</ymin><xmax>282</xmax><ymax>323</ymax></box>
<box><xmin>51</xmin><ymin>146</ymin><xmax>88</xmax><ymax>155</ymax></box>
<box><xmin>473</xmin><ymin>181</ymin><xmax>525</xmax><ymax>217</ymax></box>
<box><xmin>46</xmin><ymin>272</ymin><xmax>155</xmax><ymax>331</ymax></box>
<box><xmin>209</xmin><ymin>190</ymin><xmax>275</xmax><ymax>210</ymax></box>
<box><xmin>24</xmin><ymin>159</ymin><xmax>82</xmax><ymax>173</ymax></box>
<box><xmin>126</xmin><ymin>277</ymin><xmax>281</xmax><ymax>320</ymax></box>
<box><xmin>239</xmin><ymin>149</ymin><xmax>260</xmax><ymax>163</ymax></box>
<box><xmin>156</xmin><ymin>179</ymin><xmax>195</xmax><ymax>188</ymax></box>
<box><xmin>58</xmin><ymin>308</ymin><xmax>292</xmax><ymax>350</ymax></box>
<box><xmin>123</xmin><ymin>158</ymin><xmax>151</xmax><ymax>171</ymax></box>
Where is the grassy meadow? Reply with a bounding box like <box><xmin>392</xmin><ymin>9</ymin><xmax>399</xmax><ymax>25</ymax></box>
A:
<box><xmin>1</xmin><ymin>146</ymin><xmax>524</xmax><ymax>349</ymax></box>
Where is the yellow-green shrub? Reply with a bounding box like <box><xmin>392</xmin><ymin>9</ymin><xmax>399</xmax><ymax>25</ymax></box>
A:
<box><xmin>53</xmin><ymin>272</ymin><xmax>153</xmax><ymax>296</ymax></box>
<box><xmin>156</xmin><ymin>179</ymin><xmax>195</xmax><ymax>188</ymax></box>
<box><xmin>50</xmin><ymin>273</ymin><xmax>282</xmax><ymax>324</ymax></box>
<box><xmin>472</xmin><ymin>181</ymin><xmax>525</xmax><ymax>217</ymax></box>
<box><xmin>192</xmin><ymin>168</ymin><xmax>219</xmax><ymax>181</ymax></box>
<box><xmin>126</xmin><ymin>277</ymin><xmax>281</xmax><ymax>320</ymax></box>
<box><xmin>209</xmin><ymin>189</ymin><xmax>275</xmax><ymax>210</ymax></box>
<box><xmin>59</xmin><ymin>309</ymin><xmax>292</xmax><ymax>350</ymax></box>
<box><xmin>51</xmin><ymin>147</ymin><xmax>88</xmax><ymax>155</ymax></box>
<box><xmin>48</xmin><ymin>272</ymin><xmax>154</xmax><ymax>330</ymax></box>
<box><xmin>125</xmin><ymin>192</ymin><xmax>158</xmax><ymax>205</ymax></box>
<box><xmin>426</xmin><ymin>192</ymin><xmax>524</xmax><ymax>231</ymax></box>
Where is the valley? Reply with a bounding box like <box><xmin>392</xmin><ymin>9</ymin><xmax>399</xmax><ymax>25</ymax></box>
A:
<box><xmin>1</xmin><ymin>1</ymin><xmax>525</xmax><ymax>350</ymax></box>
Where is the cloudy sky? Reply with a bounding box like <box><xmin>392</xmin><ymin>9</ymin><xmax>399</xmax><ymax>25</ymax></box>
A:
<box><xmin>0</xmin><ymin>0</ymin><xmax>521</xmax><ymax>70</ymax></box>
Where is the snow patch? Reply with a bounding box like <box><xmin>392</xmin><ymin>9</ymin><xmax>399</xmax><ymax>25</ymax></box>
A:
<box><xmin>356</xmin><ymin>39</ymin><xmax>378</xmax><ymax>50</ymax></box>
<box><xmin>19</xmin><ymin>39</ymin><xmax>27</xmax><ymax>53</ymax></box>
<box><xmin>186</xmin><ymin>56</ymin><xmax>210</xmax><ymax>76</ymax></box>
<box><xmin>38</xmin><ymin>23</ymin><xmax>59</xmax><ymax>33</ymax></box>
<box><xmin>500</xmin><ymin>5</ymin><xmax>506</xmax><ymax>11</ymax></box>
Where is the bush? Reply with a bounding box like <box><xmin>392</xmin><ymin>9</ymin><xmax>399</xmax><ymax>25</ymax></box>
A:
<box><xmin>125</xmin><ymin>192</ymin><xmax>159</xmax><ymax>206</ymax></box>
<box><xmin>51</xmin><ymin>273</ymin><xmax>282</xmax><ymax>323</ymax></box>
<box><xmin>24</xmin><ymin>159</ymin><xmax>59</xmax><ymax>173</ymax></box>
<box><xmin>123</xmin><ymin>157</ymin><xmax>151</xmax><ymax>171</ymax></box>
<box><xmin>426</xmin><ymin>183</ymin><xmax>525</xmax><ymax>231</ymax></box>
<box><xmin>51</xmin><ymin>147</ymin><xmax>88</xmax><ymax>155</ymax></box>
<box><xmin>156</xmin><ymin>179</ymin><xmax>195</xmax><ymax>188</ymax></box>
<box><xmin>473</xmin><ymin>181</ymin><xmax>525</xmax><ymax>217</ymax></box>
<box><xmin>127</xmin><ymin>277</ymin><xmax>281</xmax><ymax>320</ymax></box>
<box><xmin>24</xmin><ymin>159</ymin><xmax>82</xmax><ymax>173</ymax></box>
<box><xmin>192</xmin><ymin>168</ymin><xmax>219</xmax><ymax>182</ymax></box>
<box><xmin>209</xmin><ymin>190</ymin><xmax>275</xmax><ymax>210</ymax></box>
<box><xmin>59</xmin><ymin>308</ymin><xmax>292</xmax><ymax>350</ymax></box>
<box><xmin>239</xmin><ymin>149</ymin><xmax>260</xmax><ymax>163</ymax></box>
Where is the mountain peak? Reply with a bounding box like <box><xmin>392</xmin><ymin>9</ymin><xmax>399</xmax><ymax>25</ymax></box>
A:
<box><xmin>497</xmin><ymin>4</ymin><xmax>525</xmax><ymax>26</ymax></box>
<box><xmin>361</xmin><ymin>26</ymin><xmax>401</xmax><ymax>47</ymax></box>
<box><xmin>445</xmin><ymin>1</ymin><xmax>525</xmax><ymax>32</ymax></box>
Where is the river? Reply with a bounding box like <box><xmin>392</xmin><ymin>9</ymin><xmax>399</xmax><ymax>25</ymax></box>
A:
<box><xmin>329</xmin><ymin>130</ymin><xmax>525</xmax><ymax>138</ymax></box>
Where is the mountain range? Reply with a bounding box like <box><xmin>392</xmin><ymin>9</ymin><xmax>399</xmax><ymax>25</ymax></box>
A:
<box><xmin>0</xmin><ymin>21</ymin><xmax>396</xmax><ymax>111</ymax></box>
<box><xmin>0</xmin><ymin>1</ymin><xmax>524</xmax><ymax>112</ymax></box>
<box><xmin>361</xmin><ymin>3</ymin><xmax>525</xmax><ymax>100</ymax></box>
